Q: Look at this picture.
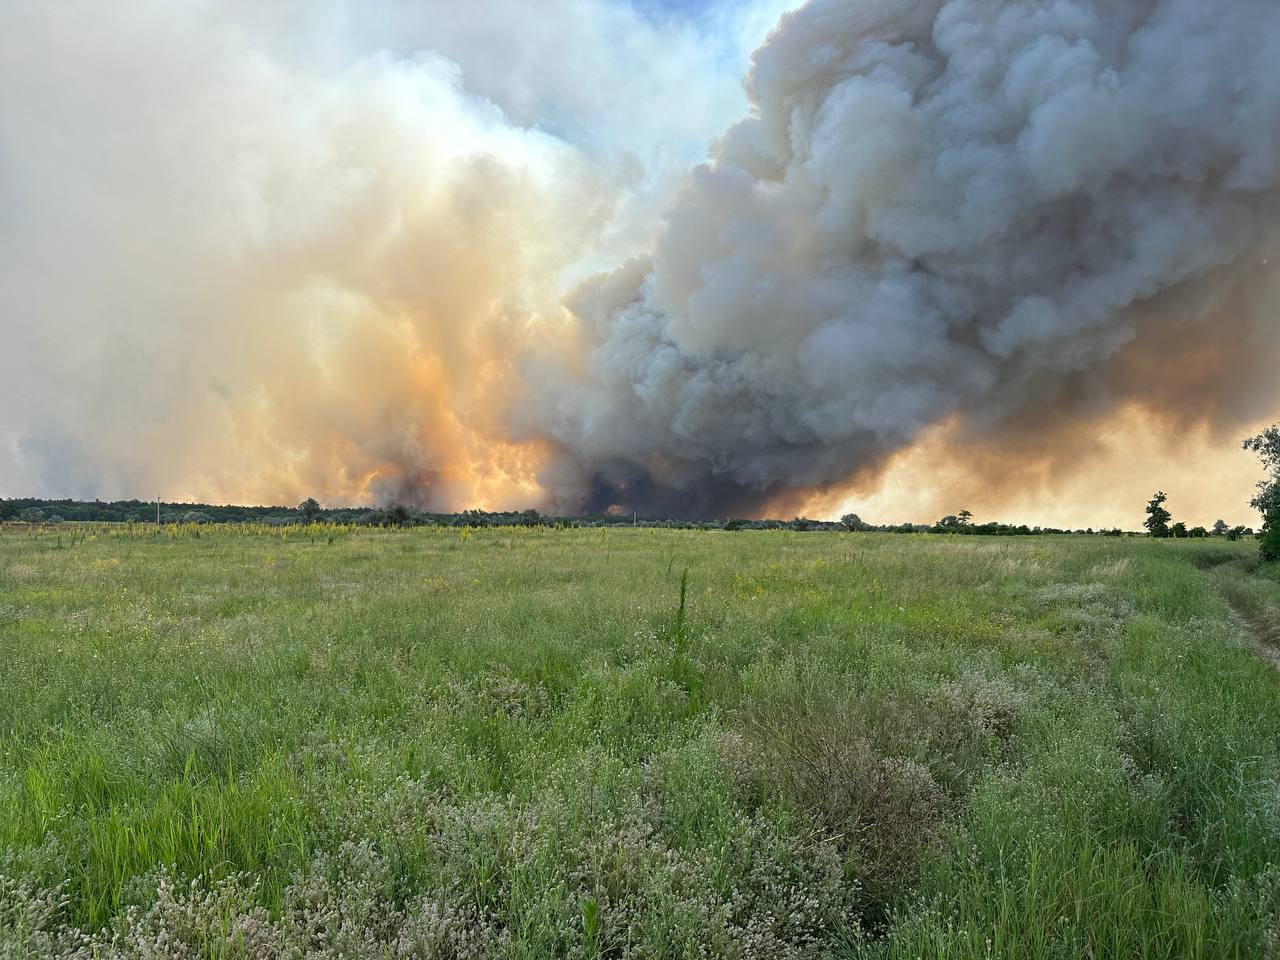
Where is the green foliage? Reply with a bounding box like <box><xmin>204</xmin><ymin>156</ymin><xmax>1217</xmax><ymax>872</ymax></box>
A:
<box><xmin>1261</xmin><ymin>507</ymin><xmax>1280</xmax><ymax>563</ymax></box>
<box><xmin>297</xmin><ymin>497</ymin><xmax>322</xmax><ymax>523</ymax></box>
<box><xmin>841</xmin><ymin>512</ymin><xmax>871</xmax><ymax>532</ymax></box>
<box><xmin>1245</xmin><ymin>425</ymin><xmax>1280</xmax><ymax>562</ymax></box>
<box><xmin>1144</xmin><ymin>491</ymin><xmax>1172</xmax><ymax>538</ymax></box>
<box><xmin>937</xmin><ymin>510</ymin><xmax>974</xmax><ymax>529</ymax></box>
<box><xmin>0</xmin><ymin>527</ymin><xmax>1276</xmax><ymax>956</ymax></box>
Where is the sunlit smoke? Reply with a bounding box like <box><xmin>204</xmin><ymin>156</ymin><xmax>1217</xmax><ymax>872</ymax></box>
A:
<box><xmin>2</xmin><ymin>0</ymin><xmax>1278</xmax><ymax>525</ymax></box>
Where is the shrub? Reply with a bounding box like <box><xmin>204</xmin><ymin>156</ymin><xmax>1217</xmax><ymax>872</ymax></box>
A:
<box><xmin>1261</xmin><ymin>506</ymin><xmax>1280</xmax><ymax>563</ymax></box>
<box><xmin>729</xmin><ymin>704</ymin><xmax>946</xmax><ymax>909</ymax></box>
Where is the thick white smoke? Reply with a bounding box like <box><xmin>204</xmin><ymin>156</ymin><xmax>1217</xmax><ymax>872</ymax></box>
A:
<box><xmin>0</xmin><ymin>0</ymin><xmax>784</xmax><ymax>507</ymax></box>
<box><xmin>535</xmin><ymin>0</ymin><xmax>1280</xmax><ymax>516</ymax></box>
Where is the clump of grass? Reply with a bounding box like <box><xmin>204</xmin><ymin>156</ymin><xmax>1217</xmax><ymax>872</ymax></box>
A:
<box><xmin>727</xmin><ymin>703</ymin><xmax>946</xmax><ymax>913</ymax></box>
<box><xmin>661</xmin><ymin>568</ymin><xmax>704</xmax><ymax>712</ymax></box>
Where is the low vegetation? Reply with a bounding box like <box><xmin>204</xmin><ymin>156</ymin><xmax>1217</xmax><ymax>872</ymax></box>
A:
<box><xmin>2</xmin><ymin>524</ymin><xmax>1279</xmax><ymax>957</ymax></box>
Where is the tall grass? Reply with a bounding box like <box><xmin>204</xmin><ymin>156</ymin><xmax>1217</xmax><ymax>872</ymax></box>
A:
<box><xmin>0</xmin><ymin>526</ymin><xmax>1277</xmax><ymax>956</ymax></box>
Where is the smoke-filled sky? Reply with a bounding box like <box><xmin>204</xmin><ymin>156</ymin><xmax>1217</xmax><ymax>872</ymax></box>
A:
<box><xmin>2</xmin><ymin>0</ymin><xmax>1278</xmax><ymax>530</ymax></box>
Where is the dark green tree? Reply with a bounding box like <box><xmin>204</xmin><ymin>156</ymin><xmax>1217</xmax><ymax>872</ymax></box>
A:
<box><xmin>298</xmin><ymin>497</ymin><xmax>322</xmax><ymax>523</ymax></box>
<box><xmin>1144</xmin><ymin>491</ymin><xmax>1172</xmax><ymax>538</ymax></box>
<box><xmin>1171</xmin><ymin>521</ymin><xmax>1188</xmax><ymax>538</ymax></box>
<box><xmin>840</xmin><ymin>513</ymin><xmax>870</xmax><ymax>532</ymax></box>
<box><xmin>1244</xmin><ymin>425</ymin><xmax>1280</xmax><ymax>561</ymax></box>
<box><xmin>936</xmin><ymin>511</ymin><xmax>973</xmax><ymax>531</ymax></box>
<box><xmin>1212</xmin><ymin>519</ymin><xmax>1229</xmax><ymax>537</ymax></box>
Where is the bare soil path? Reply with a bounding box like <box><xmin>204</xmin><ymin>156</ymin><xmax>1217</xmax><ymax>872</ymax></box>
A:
<box><xmin>1226</xmin><ymin>597</ymin><xmax>1280</xmax><ymax>672</ymax></box>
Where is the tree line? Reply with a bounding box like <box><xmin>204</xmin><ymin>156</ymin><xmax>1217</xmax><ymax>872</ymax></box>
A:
<box><xmin>4</xmin><ymin>424</ymin><xmax>1277</xmax><ymax>560</ymax></box>
<box><xmin>0</xmin><ymin>496</ymin><xmax>1138</xmax><ymax>537</ymax></box>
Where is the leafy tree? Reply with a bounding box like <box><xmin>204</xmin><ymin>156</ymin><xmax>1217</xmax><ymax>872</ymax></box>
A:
<box><xmin>1244</xmin><ymin>425</ymin><xmax>1280</xmax><ymax>561</ymax></box>
<box><xmin>1144</xmin><ymin>492</ymin><xmax>1172</xmax><ymax>538</ymax></box>
<box><xmin>180</xmin><ymin>511</ymin><xmax>212</xmax><ymax>524</ymax></box>
<box><xmin>1212</xmin><ymin>519</ymin><xmax>1229</xmax><ymax>537</ymax></box>
<box><xmin>1188</xmin><ymin>526</ymin><xmax>1208</xmax><ymax>539</ymax></box>
<box><xmin>840</xmin><ymin>513</ymin><xmax>870</xmax><ymax>532</ymax></box>
<box><xmin>1228</xmin><ymin>525</ymin><xmax>1249</xmax><ymax>542</ymax></box>
<box><xmin>936</xmin><ymin>511</ymin><xmax>974</xmax><ymax>531</ymax></box>
<box><xmin>18</xmin><ymin>507</ymin><xmax>46</xmax><ymax>522</ymax></box>
<box><xmin>298</xmin><ymin>497</ymin><xmax>322</xmax><ymax>523</ymax></box>
<box><xmin>1171</xmin><ymin>522</ymin><xmax>1188</xmax><ymax>538</ymax></box>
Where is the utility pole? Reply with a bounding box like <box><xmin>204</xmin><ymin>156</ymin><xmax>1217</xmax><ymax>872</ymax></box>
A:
<box><xmin>156</xmin><ymin>495</ymin><xmax>161</xmax><ymax>525</ymax></box>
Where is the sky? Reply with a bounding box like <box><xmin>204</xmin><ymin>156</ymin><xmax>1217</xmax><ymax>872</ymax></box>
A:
<box><xmin>1</xmin><ymin>0</ymin><xmax>1277</xmax><ymax>530</ymax></box>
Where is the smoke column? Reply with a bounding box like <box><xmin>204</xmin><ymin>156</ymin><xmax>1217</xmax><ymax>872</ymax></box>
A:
<box><xmin>533</xmin><ymin>0</ymin><xmax>1280</xmax><ymax>517</ymax></box>
<box><xmin>2</xmin><ymin>0</ymin><xmax>1278</xmax><ymax>524</ymax></box>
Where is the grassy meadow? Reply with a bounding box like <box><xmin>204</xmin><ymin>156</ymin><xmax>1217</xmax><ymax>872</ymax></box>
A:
<box><xmin>2</xmin><ymin>523</ymin><xmax>1280</xmax><ymax>958</ymax></box>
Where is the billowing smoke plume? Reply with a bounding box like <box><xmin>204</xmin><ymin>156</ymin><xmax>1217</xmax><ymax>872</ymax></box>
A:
<box><xmin>533</xmin><ymin>0</ymin><xmax>1280</xmax><ymax>516</ymax></box>
<box><xmin>2</xmin><ymin>0</ymin><xmax>1279</xmax><ymax>523</ymax></box>
<box><xmin>0</xmin><ymin>0</ymin><xmax>779</xmax><ymax>509</ymax></box>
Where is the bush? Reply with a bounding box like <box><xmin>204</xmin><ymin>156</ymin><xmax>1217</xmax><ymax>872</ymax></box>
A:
<box><xmin>729</xmin><ymin>702</ymin><xmax>947</xmax><ymax>910</ymax></box>
<box><xmin>1261</xmin><ymin>507</ymin><xmax>1280</xmax><ymax>563</ymax></box>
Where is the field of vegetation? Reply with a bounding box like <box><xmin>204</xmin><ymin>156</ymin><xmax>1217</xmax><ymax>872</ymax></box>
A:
<box><xmin>2</xmin><ymin>524</ymin><xmax>1279</xmax><ymax>958</ymax></box>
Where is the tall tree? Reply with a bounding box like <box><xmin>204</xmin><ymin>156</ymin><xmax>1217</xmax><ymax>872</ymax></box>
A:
<box><xmin>1144</xmin><ymin>491</ymin><xmax>1172</xmax><ymax>539</ymax></box>
<box><xmin>1244</xmin><ymin>425</ymin><xmax>1280</xmax><ymax>561</ymax></box>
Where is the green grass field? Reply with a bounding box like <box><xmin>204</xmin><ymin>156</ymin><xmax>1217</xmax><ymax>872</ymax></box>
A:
<box><xmin>2</xmin><ymin>524</ymin><xmax>1279</xmax><ymax>958</ymax></box>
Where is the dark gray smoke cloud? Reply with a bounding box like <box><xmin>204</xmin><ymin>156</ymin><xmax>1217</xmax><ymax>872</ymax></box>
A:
<box><xmin>534</xmin><ymin>0</ymin><xmax>1280</xmax><ymax>516</ymax></box>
